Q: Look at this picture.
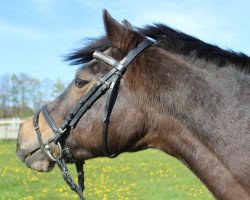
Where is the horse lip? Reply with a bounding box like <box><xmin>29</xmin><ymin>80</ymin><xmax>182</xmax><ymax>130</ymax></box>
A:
<box><xmin>23</xmin><ymin>147</ymin><xmax>41</xmax><ymax>162</ymax></box>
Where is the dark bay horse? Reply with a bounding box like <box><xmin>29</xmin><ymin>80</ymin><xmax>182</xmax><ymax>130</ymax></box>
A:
<box><xmin>16</xmin><ymin>10</ymin><xmax>250</xmax><ymax>200</ymax></box>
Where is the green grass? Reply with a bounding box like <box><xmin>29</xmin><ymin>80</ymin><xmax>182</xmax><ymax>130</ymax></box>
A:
<box><xmin>0</xmin><ymin>140</ymin><xmax>214</xmax><ymax>200</ymax></box>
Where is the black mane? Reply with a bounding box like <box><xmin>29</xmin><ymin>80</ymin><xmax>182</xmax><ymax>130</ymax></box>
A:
<box><xmin>67</xmin><ymin>24</ymin><xmax>250</xmax><ymax>74</ymax></box>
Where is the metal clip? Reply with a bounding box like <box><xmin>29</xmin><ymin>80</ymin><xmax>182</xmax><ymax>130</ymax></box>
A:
<box><xmin>98</xmin><ymin>77</ymin><xmax>110</xmax><ymax>87</ymax></box>
<box><xmin>59</xmin><ymin>127</ymin><xmax>67</xmax><ymax>133</ymax></box>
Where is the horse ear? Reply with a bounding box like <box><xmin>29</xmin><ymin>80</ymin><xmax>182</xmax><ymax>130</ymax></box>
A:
<box><xmin>122</xmin><ymin>19</ymin><xmax>134</xmax><ymax>31</ymax></box>
<box><xmin>103</xmin><ymin>9</ymin><xmax>143</xmax><ymax>52</ymax></box>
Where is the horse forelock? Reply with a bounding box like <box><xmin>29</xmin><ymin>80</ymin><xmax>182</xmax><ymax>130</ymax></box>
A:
<box><xmin>65</xmin><ymin>36</ymin><xmax>111</xmax><ymax>68</ymax></box>
<box><xmin>66</xmin><ymin>23</ymin><xmax>250</xmax><ymax>75</ymax></box>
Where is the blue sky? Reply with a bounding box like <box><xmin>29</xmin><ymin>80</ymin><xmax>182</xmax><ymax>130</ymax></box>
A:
<box><xmin>1</xmin><ymin>0</ymin><xmax>250</xmax><ymax>82</ymax></box>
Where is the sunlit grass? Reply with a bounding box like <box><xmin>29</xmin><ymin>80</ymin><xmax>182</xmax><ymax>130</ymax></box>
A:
<box><xmin>0</xmin><ymin>140</ymin><xmax>214</xmax><ymax>200</ymax></box>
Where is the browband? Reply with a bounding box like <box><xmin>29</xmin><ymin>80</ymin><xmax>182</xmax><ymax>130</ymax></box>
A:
<box><xmin>94</xmin><ymin>38</ymin><xmax>154</xmax><ymax>72</ymax></box>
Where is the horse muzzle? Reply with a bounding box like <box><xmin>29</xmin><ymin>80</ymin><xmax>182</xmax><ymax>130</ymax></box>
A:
<box><xmin>16</xmin><ymin>120</ymin><xmax>56</xmax><ymax>172</ymax></box>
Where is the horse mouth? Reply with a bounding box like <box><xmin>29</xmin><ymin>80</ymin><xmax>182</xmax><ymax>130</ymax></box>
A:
<box><xmin>23</xmin><ymin>147</ymin><xmax>41</xmax><ymax>162</ymax></box>
<box><xmin>17</xmin><ymin>146</ymin><xmax>55</xmax><ymax>172</ymax></box>
<box><xmin>25</xmin><ymin>148</ymin><xmax>55</xmax><ymax>172</ymax></box>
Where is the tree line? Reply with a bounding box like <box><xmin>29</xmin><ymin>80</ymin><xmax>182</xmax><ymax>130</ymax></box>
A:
<box><xmin>0</xmin><ymin>73</ymin><xmax>66</xmax><ymax>118</ymax></box>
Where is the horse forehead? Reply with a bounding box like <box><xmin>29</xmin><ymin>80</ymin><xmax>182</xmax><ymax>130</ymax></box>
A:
<box><xmin>76</xmin><ymin>66</ymin><xmax>94</xmax><ymax>78</ymax></box>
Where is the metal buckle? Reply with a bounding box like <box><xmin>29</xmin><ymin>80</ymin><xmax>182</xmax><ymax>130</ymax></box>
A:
<box><xmin>98</xmin><ymin>77</ymin><xmax>110</xmax><ymax>87</ymax></box>
<box><xmin>59</xmin><ymin>127</ymin><xmax>67</xmax><ymax>133</ymax></box>
<box><xmin>115</xmin><ymin>71</ymin><xmax>123</xmax><ymax>77</ymax></box>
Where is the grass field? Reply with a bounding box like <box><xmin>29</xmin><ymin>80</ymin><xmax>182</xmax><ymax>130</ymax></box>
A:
<box><xmin>0</xmin><ymin>140</ymin><xmax>214</xmax><ymax>200</ymax></box>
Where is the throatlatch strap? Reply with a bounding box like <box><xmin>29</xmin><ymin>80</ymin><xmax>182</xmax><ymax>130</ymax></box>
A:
<box><xmin>100</xmin><ymin>39</ymin><xmax>154</xmax><ymax>157</ymax></box>
<box><xmin>102</xmin><ymin>74</ymin><xmax>121</xmax><ymax>158</ymax></box>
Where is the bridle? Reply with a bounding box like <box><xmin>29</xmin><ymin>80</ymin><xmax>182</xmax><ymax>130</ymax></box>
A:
<box><xmin>33</xmin><ymin>38</ymin><xmax>154</xmax><ymax>199</ymax></box>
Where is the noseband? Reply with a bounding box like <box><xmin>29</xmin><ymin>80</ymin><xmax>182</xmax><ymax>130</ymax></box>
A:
<box><xmin>33</xmin><ymin>38</ymin><xmax>154</xmax><ymax>199</ymax></box>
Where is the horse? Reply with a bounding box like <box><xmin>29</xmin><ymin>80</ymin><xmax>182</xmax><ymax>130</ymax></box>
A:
<box><xmin>16</xmin><ymin>10</ymin><xmax>250</xmax><ymax>200</ymax></box>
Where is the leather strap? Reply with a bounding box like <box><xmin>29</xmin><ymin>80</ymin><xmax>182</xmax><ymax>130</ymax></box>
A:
<box><xmin>33</xmin><ymin>111</ymin><xmax>45</xmax><ymax>151</ymax></box>
<box><xmin>56</xmin><ymin>158</ymin><xmax>85</xmax><ymax>200</ymax></box>
<box><xmin>63</xmin><ymin>68</ymin><xmax>118</xmax><ymax>129</ymax></box>
<box><xmin>41</xmin><ymin>105</ymin><xmax>59</xmax><ymax>133</ymax></box>
<box><xmin>119</xmin><ymin>38</ymin><xmax>154</xmax><ymax>71</ymax></box>
<box><xmin>102</xmin><ymin>73</ymin><xmax>121</xmax><ymax>158</ymax></box>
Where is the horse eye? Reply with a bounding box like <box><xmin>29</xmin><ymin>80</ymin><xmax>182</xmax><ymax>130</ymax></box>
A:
<box><xmin>74</xmin><ymin>77</ymin><xmax>89</xmax><ymax>88</ymax></box>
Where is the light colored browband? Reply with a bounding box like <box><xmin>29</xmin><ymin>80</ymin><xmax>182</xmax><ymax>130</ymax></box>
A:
<box><xmin>93</xmin><ymin>51</ymin><xmax>124</xmax><ymax>71</ymax></box>
<box><xmin>93</xmin><ymin>51</ymin><xmax>117</xmax><ymax>66</ymax></box>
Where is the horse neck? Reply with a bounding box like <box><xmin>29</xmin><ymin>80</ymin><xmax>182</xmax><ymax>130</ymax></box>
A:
<box><xmin>142</xmin><ymin>51</ymin><xmax>250</xmax><ymax>199</ymax></box>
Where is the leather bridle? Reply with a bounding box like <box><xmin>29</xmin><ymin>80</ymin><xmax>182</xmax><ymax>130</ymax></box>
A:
<box><xmin>33</xmin><ymin>38</ymin><xmax>154</xmax><ymax>199</ymax></box>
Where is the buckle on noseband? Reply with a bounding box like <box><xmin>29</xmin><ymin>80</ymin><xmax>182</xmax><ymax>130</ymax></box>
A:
<box><xmin>53</xmin><ymin>127</ymin><xmax>68</xmax><ymax>143</ymax></box>
<box><xmin>59</xmin><ymin>127</ymin><xmax>67</xmax><ymax>133</ymax></box>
